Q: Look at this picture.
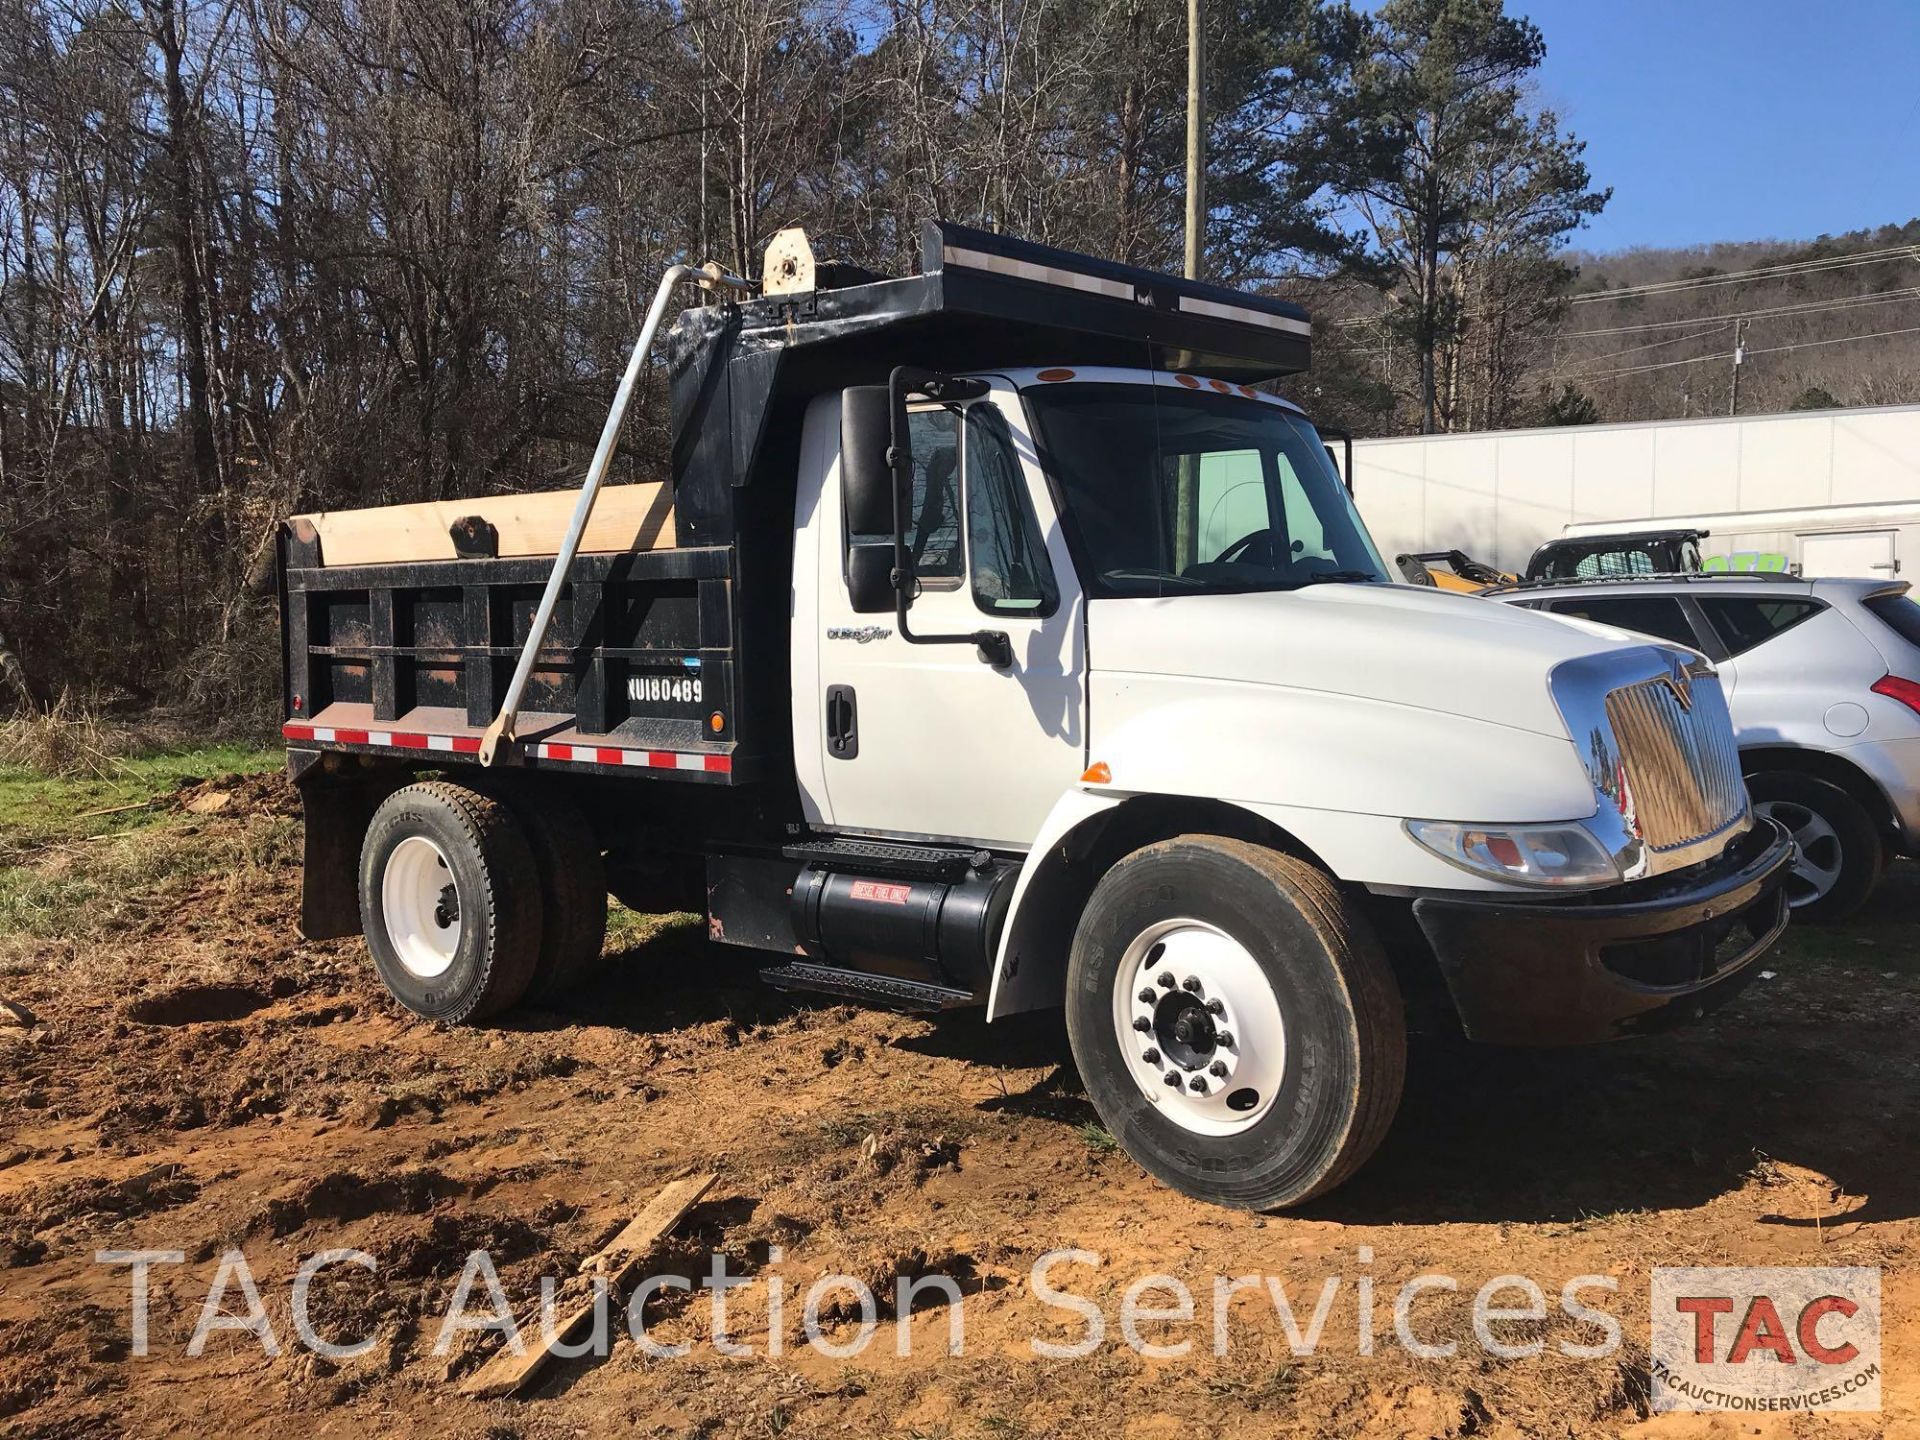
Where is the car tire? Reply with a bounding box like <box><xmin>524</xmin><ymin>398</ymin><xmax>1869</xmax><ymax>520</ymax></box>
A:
<box><xmin>359</xmin><ymin>781</ymin><xmax>544</xmax><ymax>1023</ymax></box>
<box><xmin>1064</xmin><ymin>835</ymin><xmax>1406</xmax><ymax>1211</ymax></box>
<box><xmin>1748</xmin><ymin>771</ymin><xmax>1882</xmax><ymax>923</ymax></box>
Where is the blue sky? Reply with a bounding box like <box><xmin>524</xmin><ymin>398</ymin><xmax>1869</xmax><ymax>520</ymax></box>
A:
<box><xmin>1519</xmin><ymin>0</ymin><xmax>1920</xmax><ymax>253</ymax></box>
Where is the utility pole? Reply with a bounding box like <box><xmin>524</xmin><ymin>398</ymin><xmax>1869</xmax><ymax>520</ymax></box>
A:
<box><xmin>1184</xmin><ymin>0</ymin><xmax>1205</xmax><ymax>280</ymax></box>
<box><xmin>697</xmin><ymin>20</ymin><xmax>708</xmax><ymax>265</ymax></box>
<box><xmin>1728</xmin><ymin>317</ymin><xmax>1748</xmax><ymax>416</ymax></box>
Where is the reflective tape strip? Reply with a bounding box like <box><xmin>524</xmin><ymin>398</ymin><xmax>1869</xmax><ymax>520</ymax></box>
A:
<box><xmin>1175</xmin><ymin>293</ymin><xmax>1312</xmax><ymax>336</ymax></box>
<box><xmin>286</xmin><ymin>722</ymin><xmax>716</xmax><ymax>772</ymax></box>
<box><xmin>942</xmin><ymin>245</ymin><xmax>1134</xmax><ymax>301</ymax></box>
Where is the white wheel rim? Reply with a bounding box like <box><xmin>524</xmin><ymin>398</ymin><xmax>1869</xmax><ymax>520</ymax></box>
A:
<box><xmin>1753</xmin><ymin>799</ymin><xmax>1843</xmax><ymax>906</ymax></box>
<box><xmin>1110</xmin><ymin>918</ymin><xmax>1286</xmax><ymax>1137</ymax></box>
<box><xmin>382</xmin><ymin>836</ymin><xmax>462</xmax><ymax>979</ymax></box>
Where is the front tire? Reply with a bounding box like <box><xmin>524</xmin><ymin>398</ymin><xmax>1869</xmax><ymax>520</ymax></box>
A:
<box><xmin>1748</xmin><ymin>771</ymin><xmax>1881</xmax><ymax>922</ymax></box>
<box><xmin>1065</xmin><ymin>836</ymin><xmax>1406</xmax><ymax>1210</ymax></box>
<box><xmin>359</xmin><ymin>782</ymin><xmax>544</xmax><ymax>1024</ymax></box>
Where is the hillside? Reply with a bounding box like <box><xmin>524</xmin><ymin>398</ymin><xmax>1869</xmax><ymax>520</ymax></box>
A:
<box><xmin>1553</xmin><ymin>217</ymin><xmax>1920</xmax><ymax>423</ymax></box>
<box><xmin>1300</xmin><ymin>218</ymin><xmax>1920</xmax><ymax>434</ymax></box>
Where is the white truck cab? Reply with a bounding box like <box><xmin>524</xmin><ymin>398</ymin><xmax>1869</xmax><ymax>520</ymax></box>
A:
<box><xmin>281</xmin><ymin>223</ymin><xmax>1795</xmax><ymax>1211</ymax></box>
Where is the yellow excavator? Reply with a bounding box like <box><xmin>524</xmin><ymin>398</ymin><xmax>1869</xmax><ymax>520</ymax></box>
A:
<box><xmin>1394</xmin><ymin>550</ymin><xmax>1517</xmax><ymax>594</ymax></box>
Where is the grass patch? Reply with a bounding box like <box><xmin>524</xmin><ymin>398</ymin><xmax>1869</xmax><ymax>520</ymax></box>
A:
<box><xmin>0</xmin><ymin>741</ymin><xmax>288</xmax><ymax>983</ymax></box>
<box><xmin>0</xmin><ymin>812</ymin><xmax>300</xmax><ymax>954</ymax></box>
<box><xmin>604</xmin><ymin>902</ymin><xmax>699</xmax><ymax>952</ymax></box>
<box><xmin>1075</xmin><ymin>1121</ymin><xmax>1118</xmax><ymax>1153</ymax></box>
<box><xmin>0</xmin><ymin>743</ymin><xmax>278</xmax><ymax>854</ymax></box>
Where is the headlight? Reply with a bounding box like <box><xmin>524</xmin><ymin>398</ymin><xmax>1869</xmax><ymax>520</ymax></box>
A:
<box><xmin>1404</xmin><ymin>819</ymin><xmax>1621</xmax><ymax>888</ymax></box>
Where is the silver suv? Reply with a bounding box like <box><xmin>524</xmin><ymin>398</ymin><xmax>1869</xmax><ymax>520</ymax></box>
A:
<box><xmin>1489</xmin><ymin>574</ymin><xmax>1920</xmax><ymax>920</ymax></box>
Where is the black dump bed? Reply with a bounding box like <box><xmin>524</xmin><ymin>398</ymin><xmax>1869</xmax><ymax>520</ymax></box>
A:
<box><xmin>280</xmin><ymin>220</ymin><xmax>1313</xmax><ymax>786</ymax></box>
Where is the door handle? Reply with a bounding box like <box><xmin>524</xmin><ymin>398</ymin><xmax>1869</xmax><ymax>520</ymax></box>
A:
<box><xmin>826</xmin><ymin>684</ymin><xmax>858</xmax><ymax>760</ymax></box>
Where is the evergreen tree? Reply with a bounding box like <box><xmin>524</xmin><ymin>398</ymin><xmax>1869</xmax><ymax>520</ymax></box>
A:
<box><xmin>1324</xmin><ymin>0</ymin><xmax>1607</xmax><ymax>432</ymax></box>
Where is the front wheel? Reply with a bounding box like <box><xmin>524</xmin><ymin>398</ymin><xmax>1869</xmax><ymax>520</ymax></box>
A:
<box><xmin>1065</xmin><ymin>836</ymin><xmax>1406</xmax><ymax>1211</ymax></box>
<box><xmin>1748</xmin><ymin>771</ymin><xmax>1882</xmax><ymax>922</ymax></box>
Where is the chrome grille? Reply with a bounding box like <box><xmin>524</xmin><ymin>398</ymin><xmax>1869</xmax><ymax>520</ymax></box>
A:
<box><xmin>1604</xmin><ymin>669</ymin><xmax>1747</xmax><ymax>851</ymax></box>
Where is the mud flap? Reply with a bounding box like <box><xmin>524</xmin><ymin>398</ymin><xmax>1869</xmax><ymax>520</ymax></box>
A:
<box><xmin>291</xmin><ymin>754</ymin><xmax>392</xmax><ymax>940</ymax></box>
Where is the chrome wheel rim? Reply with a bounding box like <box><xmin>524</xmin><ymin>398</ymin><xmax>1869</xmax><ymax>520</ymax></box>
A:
<box><xmin>1753</xmin><ymin>799</ymin><xmax>1843</xmax><ymax>907</ymax></box>
<box><xmin>1110</xmin><ymin>918</ymin><xmax>1286</xmax><ymax>1137</ymax></box>
<box><xmin>382</xmin><ymin>836</ymin><xmax>462</xmax><ymax>978</ymax></box>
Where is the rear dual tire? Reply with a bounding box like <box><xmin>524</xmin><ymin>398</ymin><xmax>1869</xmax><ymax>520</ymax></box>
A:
<box><xmin>1065</xmin><ymin>836</ymin><xmax>1406</xmax><ymax>1211</ymax></box>
<box><xmin>359</xmin><ymin>780</ymin><xmax>607</xmax><ymax>1023</ymax></box>
<box><xmin>360</xmin><ymin>782</ymin><xmax>545</xmax><ymax>1024</ymax></box>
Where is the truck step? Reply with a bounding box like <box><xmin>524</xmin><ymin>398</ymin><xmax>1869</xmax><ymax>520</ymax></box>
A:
<box><xmin>782</xmin><ymin>837</ymin><xmax>991</xmax><ymax>883</ymax></box>
<box><xmin>757</xmin><ymin>962</ymin><xmax>978</xmax><ymax>1012</ymax></box>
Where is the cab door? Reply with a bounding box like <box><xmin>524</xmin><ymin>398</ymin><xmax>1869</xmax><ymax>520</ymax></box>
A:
<box><xmin>810</xmin><ymin>381</ymin><xmax>1085</xmax><ymax>848</ymax></box>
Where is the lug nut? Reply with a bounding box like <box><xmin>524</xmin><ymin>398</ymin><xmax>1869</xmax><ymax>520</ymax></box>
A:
<box><xmin>1181</xmin><ymin>976</ymin><xmax>1202</xmax><ymax>993</ymax></box>
<box><xmin>1215</xmin><ymin>1030</ymin><xmax>1234</xmax><ymax>1048</ymax></box>
<box><xmin>1188</xmin><ymin>1075</ymin><xmax>1208</xmax><ymax>1094</ymax></box>
<box><xmin>1205</xmin><ymin>998</ymin><xmax>1224</xmax><ymax>1015</ymax></box>
<box><xmin>1137</xmin><ymin>988</ymin><xmax>1156</xmax><ymax>1005</ymax></box>
<box><xmin>1163</xmin><ymin>1071</ymin><xmax>1181</xmax><ymax>1087</ymax></box>
<box><xmin>1132</xmin><ymin>1016</ymin><xmax>1152</xmax><ymax>1033</ymax></box>
<box><xmin>1209</xmin><ymin>1060</ymin><xmax>1228</xmax><ymax>1078</ymax></box>
<box><xmin>1141</xmin><ymin>1047</ymin><xmax>1160</xmax><ymax>1065</ymax></box>
<box><xmin>1156</xmin><ymin>971</ymin><xmax>1175</xmax><ymax>988</ymax></box>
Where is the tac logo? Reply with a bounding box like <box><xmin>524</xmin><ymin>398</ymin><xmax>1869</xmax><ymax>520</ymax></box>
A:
<box><xmin>1651</xmin><ymin>1267</ymin><xmax>1881</xmax><ymax>1413</ymax></box>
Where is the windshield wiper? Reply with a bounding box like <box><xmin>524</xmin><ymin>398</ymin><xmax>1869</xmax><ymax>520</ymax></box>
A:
<box><xmin>1299</xmin><ymin>570</ymin><xmax>1380</xmax><ymax>585</ymax></box>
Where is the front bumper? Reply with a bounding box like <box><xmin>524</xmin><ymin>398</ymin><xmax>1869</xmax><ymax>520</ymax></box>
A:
<box><xmin>1412</xmin><ymin>818</ymin><xmax>1795</xmax><ymax>1046</ymax></box>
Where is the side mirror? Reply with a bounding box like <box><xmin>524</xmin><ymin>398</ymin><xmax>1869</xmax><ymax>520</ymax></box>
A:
<box><xmin>841</xmin><ymin>385</ymin><xmax>899</xmax><ymax>537</ymax></box>
<box><xmin>847</xmin><ymin>544</ymin><xmax>895</xmax><ymax>614</ymax></box>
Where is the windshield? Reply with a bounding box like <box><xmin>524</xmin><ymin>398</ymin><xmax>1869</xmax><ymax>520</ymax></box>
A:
<box><xmin>1023</xmin><ymin>382</ymin><xmax>1389</xmax><ymax>596</ymax></box>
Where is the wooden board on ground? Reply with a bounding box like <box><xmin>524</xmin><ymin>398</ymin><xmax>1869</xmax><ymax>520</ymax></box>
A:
<box><xmin>294</xmin><ymin>481</ymin><xmax>675</xmax><ymax>568</ymax></box>
<box><xmin>459</xmin><ymin>1171</ymin><xmax>716</xmax><ymax>1400</ymax></box>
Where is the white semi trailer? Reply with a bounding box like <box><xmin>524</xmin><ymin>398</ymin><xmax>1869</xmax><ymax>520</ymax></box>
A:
<box><xmin>1349</xmin><ymin>403</ymin><xmax>1920</xmax><ymax>579</ymax></box>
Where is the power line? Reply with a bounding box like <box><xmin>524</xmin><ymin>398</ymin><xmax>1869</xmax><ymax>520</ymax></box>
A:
<box><xmin>1556</xmin><ymin>289</ymin><xmax>1920</xmax><ymax>374</ymax></box>
<box><xmin>1558</xmin><ymin>321</ymin><xmax>1733</xmax><ymax>372</ymax></box>
<box><xmin>1560</xmin><ymin>321</ymin><xmax>1920</xmax><ymax>383</ymax></box>
<box><xmin>1326</xmin><ymin>245</ymin><xmax>1920</xmax><ymax>331</ymax></box>
<box><xmin>1563</xmin><ymin>286</ymin><xmax>1920</xmax><ymax>338</ymax></box>
<box><xmin>1566</xmin><ymin>245</ymin><xmax>1920</xmax><ymax>305</ymax></box>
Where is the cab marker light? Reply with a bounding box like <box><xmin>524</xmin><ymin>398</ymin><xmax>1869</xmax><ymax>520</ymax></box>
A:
<box><xmin>1082</xmin><ymin>761</ymin><xmax>1113</xmax><ymax>785</ymax></box>
<box><xmin>1036</xmin><ymin>367</ymin><xmax>1076</xmax><ymax>382</ymax></box>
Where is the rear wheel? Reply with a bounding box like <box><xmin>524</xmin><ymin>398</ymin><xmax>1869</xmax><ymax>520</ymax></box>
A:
<box><xmin>1748</xmin><ymin>771</ymin><xmax>1882</xmax><ymax>922</ymax></box>
<box><xmin>1065</xmin><ymin>836</ymin><xmax>1406</xmax><ymax>1211</ymax></box>
<box><xmin>486</xmin><ymin>789</ymin><xmax>608</xmax><ymax>1002</ymax></box>
<box><xmin>359</xmin><ymin>782</ymin><xmax>544</xmax><ymax>1023</ymax></box>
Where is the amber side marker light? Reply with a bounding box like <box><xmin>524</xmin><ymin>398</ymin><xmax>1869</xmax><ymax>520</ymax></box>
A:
<box><xmin>1036</xmin><ymin>367</ymin><xmax>1076</xmax><ymax>382</ymax></box>
<box><xmin>709</xmin><ymin>711</ymin><xmax>726</xmax><ymax>733</ymax></box>
<box><xmin>1081</xmin><ymin>761</ymin><xmax>1112</xmax><ymax>785</ymax></box>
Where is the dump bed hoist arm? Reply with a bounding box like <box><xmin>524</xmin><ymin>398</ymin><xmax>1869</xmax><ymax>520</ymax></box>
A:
<box><xmin>478</xmin><ymin>261</ymin><xmax>751</xmax><ymax>766</ymax></box>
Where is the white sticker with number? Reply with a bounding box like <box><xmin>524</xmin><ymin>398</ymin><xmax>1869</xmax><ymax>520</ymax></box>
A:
<box><xmin>627</xmin><ymin>674</ymin><xmax>703</xmax><ymax>705</ymax></box>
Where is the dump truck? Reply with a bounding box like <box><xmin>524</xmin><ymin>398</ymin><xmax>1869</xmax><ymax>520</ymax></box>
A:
<box><xmin>279</xmin><ymin>222</ymin><xmax>1796</xmax><ymax>1210</ymax></box>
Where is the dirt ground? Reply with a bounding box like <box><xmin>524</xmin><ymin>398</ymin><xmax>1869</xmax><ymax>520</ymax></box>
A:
<box><xmin>0</xmin><ymin>766</ymin><xmax>1914</xmax><ymax>1438</ymax></box>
